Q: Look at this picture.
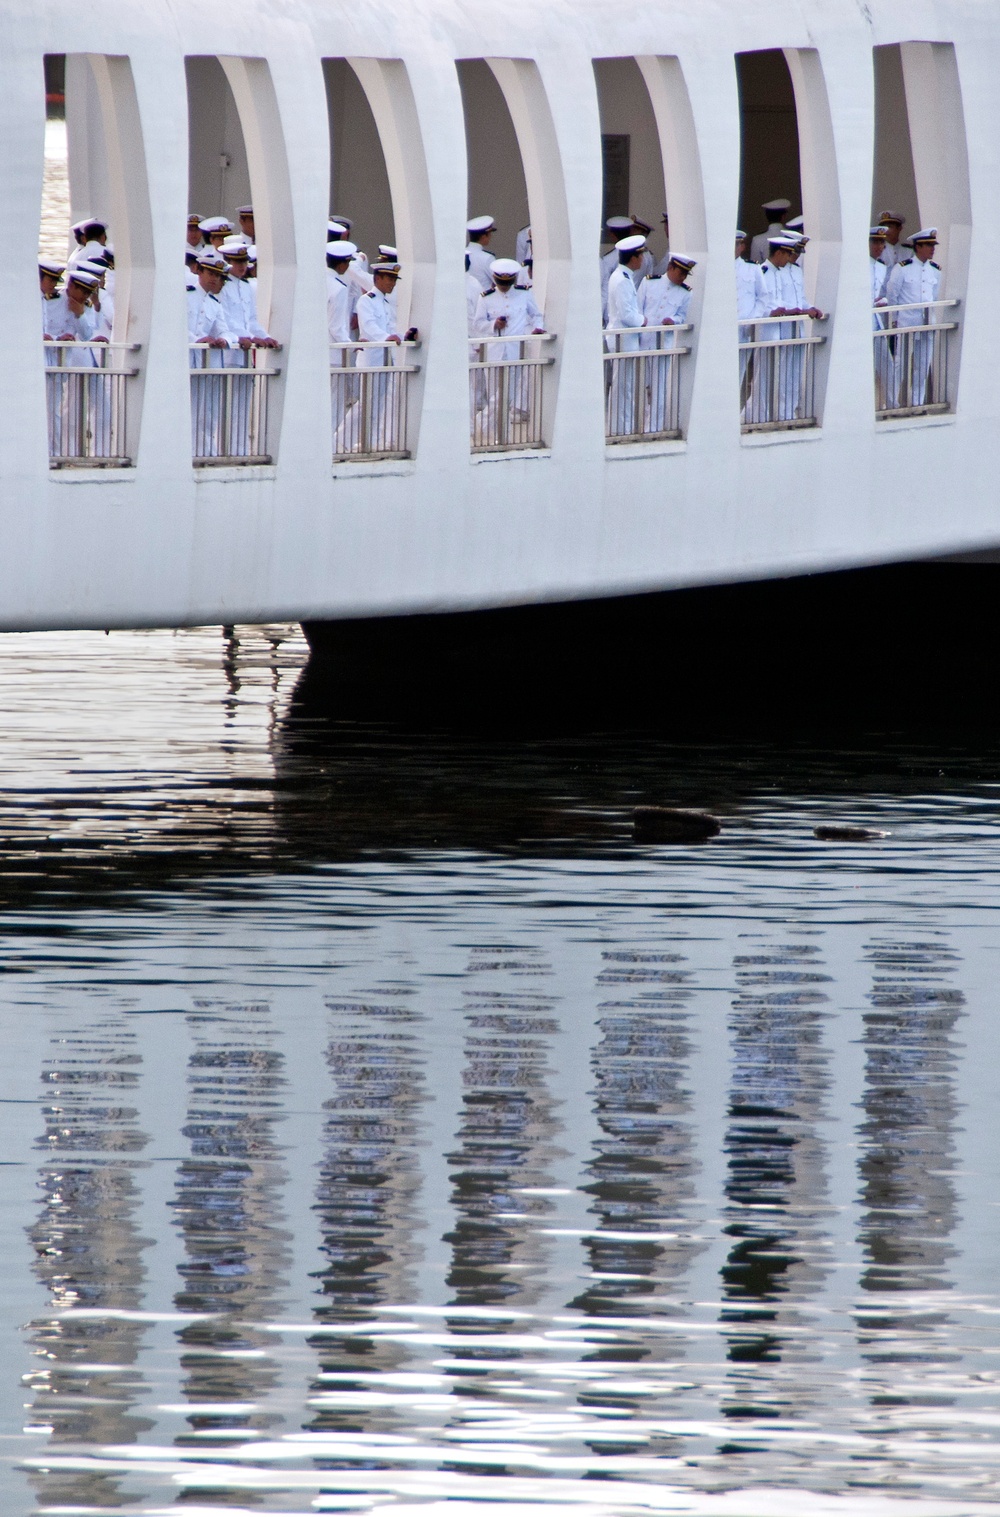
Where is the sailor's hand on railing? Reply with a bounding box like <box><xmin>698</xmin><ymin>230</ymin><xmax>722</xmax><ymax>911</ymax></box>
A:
<box><xmin>404</xmin><ymin>327</ymin><xmax>419</xmax><ymax>341</ymax></box>
<box><xmin>238</xmin><ymin>336</ymin><xmax>254</xmax><ymax>350</ymax></box>
<box><xmin>769</xmin><ymin>307</ymin><xmax>789</xmax><ymax>317</ymax></box>
<box><xmin>387</xmin><ymin>334</ymin><xmax>402</xmax><ymax>345</ymax></box>
<box><xmin>803</xmin><ymin>307</ymin><xmax>825</xmax><ymax>320</ymax></box>
<box><xmin>197</xmin><ymin>337</ymin><xmax>228</xmax><ymax>349</ymax></box>
<box><xmin>254</xmin><ymin>337</ymin><xmax>280</xmax><ymax>349</ymax></box>
<box><xmin>532</xmin><ymin>327</ymin><xmax>546</xmax><ymax>335</ymax></box>
<box><xmin>93</xmin><ymin>335</ymin><xmax>109</xmax><ymax>343</ymax></box>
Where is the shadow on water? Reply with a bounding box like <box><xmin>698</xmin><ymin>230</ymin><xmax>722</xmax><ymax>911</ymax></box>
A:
<box><xmin>0</xmin><ymin>562</ymin><xmax>999</xmax><ymax>908</ymax></box>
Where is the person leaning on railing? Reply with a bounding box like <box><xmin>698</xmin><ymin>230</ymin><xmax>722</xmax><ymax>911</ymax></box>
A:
<box><xmin>637</xmin><ymin>253</ymin><xmax>696</xmax><ymax>434</ymax></box>
<box><xmin>883</xmin><ymin>227</ymin><xmax>941</xmax><ymax>409</ymax></box>
<box><xmin>605</xmin><ymin>232</ymin><xmax>649</xmax><ymax>431</ymax></box>
<box><xmin>472</xmin><ymin>257</ymin><xmax>546</xmax><ymax>430</ymax></box>
<box><xmin>758</xmin><ymin>233</ymin><xmax>825</xmax><ymax>423</ymax></box>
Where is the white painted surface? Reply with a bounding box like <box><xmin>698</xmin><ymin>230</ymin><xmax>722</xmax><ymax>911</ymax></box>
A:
<box><xmin>3</xmin><ymin>0</ymin><xmax>996</xmax><ymax>632</ymax></box>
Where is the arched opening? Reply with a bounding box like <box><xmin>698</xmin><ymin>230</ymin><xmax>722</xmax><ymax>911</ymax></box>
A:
<box><xmin>594</xmin><ymin>56</ymin><xmax>704</xmax><ymax>442</ymax></box>
<box><xmin>736</xmin><ymin>48</ymin><xmax>836</xmax><ymax>432</ymax></box>
<box><xmin>42</xmin><ymin>53</ymin><xmax>152</xmax><ymax>468</ymax></box>
<box><xmin>871</xmin><ymin>43</ymin><xmax>969</xmax><ymax>418</ymax></box>
<box><xmin>324</xmin><ymin>58</ymin><xmax>431</xmax><ymax>461</ymax></box>
<box><xmin>458</xmin><ymin>58</ymin><xmax>564</xmax><ymax>454</ymax></box>
<box><xmin>185</xmin><ymin>56</ymin><xmax>291</xmax><ymax>465</ymax></box>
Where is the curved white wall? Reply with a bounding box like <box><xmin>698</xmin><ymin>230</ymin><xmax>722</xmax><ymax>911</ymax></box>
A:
<box><xmin>1</xmin><ymin>0</ymin><xmax>996</xmax><ymax>632</ymax></box>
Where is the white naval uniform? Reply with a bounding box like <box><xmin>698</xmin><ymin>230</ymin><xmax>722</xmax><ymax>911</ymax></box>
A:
<box><xmin>219</xmin><ymin>275</ymin><xmax>271</xmax><ymax>455</ymax></box>
<box><xmin>637</xmin><ymin>274</ymin><xmax>691</xmax><ymax>433</ymax></box>
<box><xmin>187</xmin><ymin>284</ymin><xmax>239</xmax><ymax>457</ymax></box>
<box><xmin>600</xmin><ymin>246</ymin><xmax>652</xmax><ymax>323</ymax></box>
<box><xmin>605</xmin><ymin>262</ymin><xmax>645</xmax><ymax>435</ymax></box>
<box><xmin>328</xmin><ymin>270</ymin><xmax>353</xmax><ymax>448</ymax></box>
<box><xmin>870</xmin><ymin>256</ymin><xmax>891</xmax><ymax>408</ymax></box>
<box><xmin>48</xmin><ymin>301</ymin><xmax>99</xmax><ymax>458</ymax></box>
<box><xmin>884</xmin><ymin>255</ymin><xmax>941</xmax><ymax>407</ymax></box>
<box><xmin>515</xmin><ymin>226</ymin><xmax>532</xmax><ymax>267</ymax></box>
<box><xmin>879</xmin><ymin>240</ymin><xmax>904</xmax><ymax>271</ymax></box>
<box><xmin>338</xmin><ymin>285</ymin><xmax>401</xmax><ymax>452</ymax></box>
<box><xmin>757</xmin><ymin>259</ymin><xmax>803</xmax><ymax>422</ymax></box>
<box><xmin>466</xmin><ymin>240</ymin><xmax>495</xmax><ymax>293</ymax></box>
<box><xmin>750</xmin><ymin>221</ymin><xmax>788</xmax><ymax>264</ymax></box>
<box><xmin>735</xmin><ymin>255</ymin><xmax>768</xmax><ymax>416</ymax></box>
<box><xmin>473</xmin><ymin>284</ymin><xmax>544</xmax><ymax>428</ymax></box>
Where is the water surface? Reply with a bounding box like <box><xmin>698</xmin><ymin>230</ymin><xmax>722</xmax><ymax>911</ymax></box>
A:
<box><xmin>2</xmin><ymin>625</ymin><xmax>1000</xmax><ymax>1515</ymax></box>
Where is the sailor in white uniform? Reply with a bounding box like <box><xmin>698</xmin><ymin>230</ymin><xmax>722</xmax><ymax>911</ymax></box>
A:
<box><xmin>868</xmin><ymin>226</ymin><xmax>891</xmax><ymax>408</ymax></box>
<box><xmin>218</xmin><ymin>239</ymin><xmax>277</xmax><ymax>455</ymax></box>
<box><xmin>605</xmin><ymin>233</ymin><xmax>647</xmax><ymax>435</ymax></box>
<box><xmin>758</xmin><ymin>234</ymin><xmax>803</xmax><ymax>422</ymax></box>
<box><xmin>638</xmin><ymin>254</ymin><xmax>695</xmax><ymax>433</ymax></box>
<box><xmin>327</xmin><ymin>240</ymin><xmax>355</xmax><ymax>449</ymax></box>
<box><xmin>187</xmin><ymin>250</ymin><xmax>240</xmax><ymax>457</ymax></box>
<box><xmin>750</xmin><ymin>197</ymin><xmax>792</xmax><ymax>264</ymax></box>
<box><xmin>186</xmin><ymin>213</ymin><xmax>206</xmax><ymax>256</ymax></box>
<box><xmin>472</xmin><ymin>257</ymin><xmax>545</xmax><ymax>434</ymax></box>
<box><xmin>515</xmin><ymin>225</ymin><xmax>532</xmax><ymax>268</ymax></box>
<box><xmin>884</xmin><ymin>227</ymin><xmax>941</xmax><ymax>408</ymax></box>
<box><xmin>600</xmin><ymin>216</ymin><xmax>634</xmax><ymax>322</ymax></box>
<box><xmin>877</xmin><ymin>211</ymin><xmax>906</xmax><ymax>271</ymax></box>
<box><xmin>466</xmin><ymin>215</ymin><xmax>497</xmax><ymax>293</ymax></box>
<box><xmin>652</xmin><ymin>213</ymin><xmax>672</xmax><ymax>276</ymax></box>
<box><xmin>50</xmin><ymin>267</ymin><xmax>102</xmax><ymax>457</ymax></box>
<box><xmin>347</xmin><ymin>259</ymin><xmax>411</xmax><ymax>452</ymax></box>
<box><xmin>39</xmin><ymin>258</ymin><xmax>68</xmax><ymax>346</ymax></box>
<box><xmin>67</xmin><ymin>219</ymin><xmax>109</xmax><ymax>268</ymax></box>
<box><xmin>235</xmin><ymin>206</ymin><xmax>255</xmax><ymax>246</ymax></box>
<box><xmin>734</xmin><ymin>231</ymin><xmax>767</xmax><ymax>407</ymax></box>
<box><xmin>198</xmin><ymin>216</ymin><xmax>234</xmax><ymax>252</ymax></box>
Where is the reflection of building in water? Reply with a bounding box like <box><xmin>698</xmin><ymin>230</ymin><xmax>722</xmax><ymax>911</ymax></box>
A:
<box><xmin>572</xmin><ymin>950</ymin><xmax>701</xmax><ymax>1323</ymax></box>
<box><xmin>170</xmin><ymin>1007</ymin><xmax>290</xmax><ymax>1441</ymax></box>
<box><xmin>719</xmin><ymin>939</ymin><xmax>832</xmax><ymax>1396</ymax></box>
<box><xmin>857</xmin><ymin>937</ymin><xmax>962</xmax><ymax>1305</ymax></box>
<box><xmin>26</xmin><ymin>1018</ymin><xmax>152</xmax><ymax>1511</ymax></box>
<box><xmin>309</xmin><ymin>996</ymin><xmax>427</xmax><ymax>1439</ymax></box>
<box><xmin>445</xmin><ymin>946</ymin><xmax>565</xmax><ymax>1309</ymax></box>
<box><xmin>314</xmin><ymin>998</ymin><xmax>425</xmax><ymax>1320</ymax></box>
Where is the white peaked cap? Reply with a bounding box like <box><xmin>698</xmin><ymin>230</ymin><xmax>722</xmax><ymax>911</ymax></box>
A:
<box><xmin>331</xmin><ymin>213</ymin><xmax>353</xmax><ymax>228</ymax></box>
<box><xmin>489</xmin><ymin>258</ymin><xmax>520</xmax><ymax>276</ymax></box>
<box><xmin>767</xmin><ymin>233</ymin><xmax>799</xmax><ymax>247</ymax></box>
<box><xmin>378</xmin><ymin>244</ymin><xmax>397</xmax><ymax>259</ymax></box>
<box><xmin>327</xmin><ymin>240</ymin><xmax>357</xmax><ymax>258</ymax></box>
<box><xmin>606</xmin><ymin>215</ymin><xmax>633</xmax><ymax>231</ymax></box>
<box><xmin>197</xmin><ymin>248</ymin><xmax>228</xmax><ymax>269</ymax></box>
<box><xmin>77</xmin><ymin>259</ymin><xmax>107</xmax><ymax>276</ymax></box>
<box><xmin>786</xmin><ymin>214</ymin><xmax>805</xmax><ymax>230</ymax></box>
<box><xmin>908</xmin><ymin>227</ymin><xmax>939</xmax><ymax>243</ymax></box>
<box><xmin>236</xmin><ymin>205</ymin><xmax>253</xmax><ymax>216</ymax></box>
<box><xmin>869</xmin><ymin>225</ymin><xmax>888</xmax><ymax>237</ymax></box>
<box><xmin>327</xmin><ymin>220</ymin><xmax>348</xmax><ymax>237</ymax></box>
<box><xmin>38</xmin><ymin>257</ymin><xmax>65</xmax><ymax>275</ymax></box>
<box><xmin>467</xmin><ymin>214</ymin><xmax>495</xmax><ymax>233</ymax></box>
<box><xmin>246</xmin><ymin>245</ymin><xmax>257</xmax><ymax>260</ymax></box>
<box><xmin>762</xmin><ymin>196</ymin><xmax>792</xmax><ymax>212</ymax></box>
<box><xmin>615</xmin><ymin>233</ymin><xmax>647</xmax><ymax>253</ymax></box>
<box><xmin>220</xmin><ymin>238</ymin><xmax>249</xmax><ymax>255</ymax></box>
<box><xmin>668</xmin><ymin>253</ymin><xmax>697</xmax><ymax>269</ymax></box>
<box><xmin>66</xmin><ymin>267</ymin><xmax>100</xmax><ymax>287</ymax></box>
<box><xmin>199</xmin><ymin>216</ymin><xmax>232</xmax><ymax>233</ymax></box>
<box><xmin>735</xmin><ymin>229</ymin><xmax>747</xmax><ymax>239</ymax></box>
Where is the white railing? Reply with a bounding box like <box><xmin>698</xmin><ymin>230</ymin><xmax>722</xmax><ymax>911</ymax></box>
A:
<box><xmin>190</xmin><ymin>345</ymin><xmax>281</xmax><ymax>465</ymax></box>
<box><xmin>45</xmin><ymin>342</ymin><xmax>139</xmax><ymax>467</ymax></box>
<box><xmin>603</xmin><ymin>325</ymin><xmax>692</xmax><ymax>442</ymax></box>
<box><xmin>330</xmin><ymin>340</ymin><xmax>420</xmax><ymax>461</ymax></box>
<box><xmin>873</xmin><ymin>299</ymin><xmax>959</xmax><ymax>419</ymax></box>
<box><xmin>739</xmin><ymin>315</ymin><xmax>827</xmax><ymax>432</ymax></box>
<box><xmin>469</xmin><ymin>333</ymin><xmax>555</xmax><ymax>452</ymax></box>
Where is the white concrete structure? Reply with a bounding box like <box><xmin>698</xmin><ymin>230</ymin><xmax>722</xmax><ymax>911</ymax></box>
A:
<box><xmin>3</xmin><ymin>0</ymin><xmax>995</xmax><ymax>631</ymax></box>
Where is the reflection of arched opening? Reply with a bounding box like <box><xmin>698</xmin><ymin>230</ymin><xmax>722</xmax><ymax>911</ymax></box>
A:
<box><xmin>594</xmin><ymin>56</ymin><xmax>705</xmax><ymax>441</ymax></box>
<box><xmin>45</xmin><ymin>54</ymin><xmax>153</xmax><ymax>467</ymax></box>
<box><xmin>871</xmin><ymin>43</ymin><xmax>969</xmax><ymax>417</ymax></box>
<box><xmin>458</xmin><ymin>59</ymin><xmax>567</xmax><ymax>452</ymax></box>
<box><xmin>186</xmin><ymin>56</ymin><xmax>292</xmax><ymax>463</ymax></box>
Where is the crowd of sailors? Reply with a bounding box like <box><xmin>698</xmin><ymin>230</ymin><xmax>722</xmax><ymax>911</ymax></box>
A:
<box><xmin>38</xmin><ymin>195</ymin><xmax>946</xmax><ymax>459</ymax></box>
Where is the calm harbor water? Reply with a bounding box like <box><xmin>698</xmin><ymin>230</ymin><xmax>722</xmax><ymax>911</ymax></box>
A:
<box><xmin>2</xmin><ymin>624</ymin><xmax>1000</xmax><ymax>1515</ymax></box>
